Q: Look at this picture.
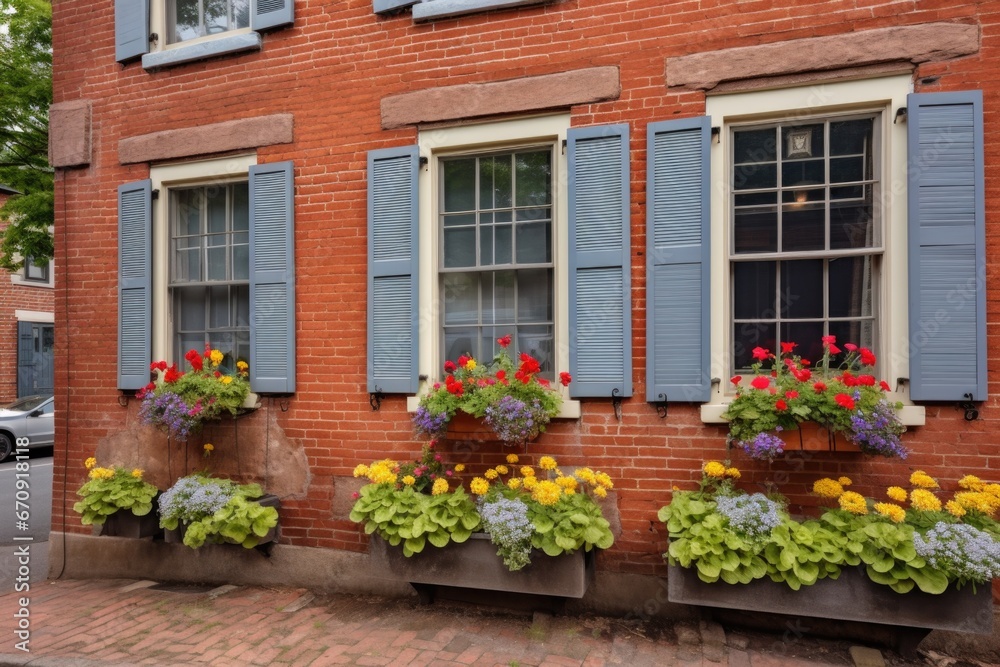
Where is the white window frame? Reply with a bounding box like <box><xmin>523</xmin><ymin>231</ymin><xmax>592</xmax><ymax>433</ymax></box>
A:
<box><xmin>149</xmin><ymin>153</ymin><xmax>257</xmax><ymax>365</ymax></box>
<box><xmin>10</xmin><ymin>257</ymin><xmax>54</xmax><ymax>288</ymax></box>
<box><xmin>406</xmin><ymin>114</ymin><xmax>580</xmax><ymax>417</ymax></box>
<box><xmin>150</xmin><ymin>1</ymin><xmax>254</xmax><ymax>52</ymax></box>
<box><xmin>700</xmin><ymin>75</ymin><xmax>924</xmax><ymax>425</ymax></box>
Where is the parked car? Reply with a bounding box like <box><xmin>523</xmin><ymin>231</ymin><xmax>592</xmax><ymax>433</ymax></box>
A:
<box><xmin>0</xmin><ymin>395</ymin><xmax>55</xmax><ymax>460</ymax></box>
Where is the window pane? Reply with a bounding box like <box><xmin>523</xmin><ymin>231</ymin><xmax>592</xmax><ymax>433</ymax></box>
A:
<box><xmin>830</xmin><ymin>156</ymin><xmax>864</xmax><ymax>184</ymax></box>
<box><xmin>781</xmin><ymin>260</ymin><xmax>823</xmax><ymax>319</ymax></box>
<box><xmin>514</xmin><ymin>151</ymin><xmax>551</xmax><ymax>207</ymax></box>
<box><xmin>733</xmin><ymin>163</ymin><xmax>776</xmax><ymax>191</ymax></box>
<box><xmin>207</xmin><ymin>246</ymin><xmax>227</xmax><ymax>281</ymax></box>
<box><xmin>233</xmin><ymin>0</ymin><xmax>250</xmax><ymax>29</ymax></box>
<box><xmin>443</xmin><ymin>228</ymin><xmax>476</xmax><ymax>268</ymax></box>
<box><xmin>732</xmin><ymin>261</ymin><xmax>775</xmax><ymax>320</ymax></box>
<box><xmin>781</xmin><ymin>322</ymin><xmax>825</xmax><ymax>363</ymax></box>
<box><xmin>479</xmin><ymin>156</ymin><xmax>512</xmax><ymax>209</ymax></box>
<box><xmin>232</xmin><ymin>183</ymin><xmax>249</xmax><ymax>231</ymax></box>
<box><xmin>517</xmin><ymin>269</ymin><xmax>552</xmax><ymax>322</ymax></box>
<box><xmin>494</xmin><ymin>224</ymin><xmax>512</xmax><ymax>264</ymax></box>
<box><xmin>209</xmin><ymin>286</ymin><xmax>231</xmax><ymax>329</ymax></box>
<box><xmin>781</xmin><ymin>124</ymin><xmax>824</xmax><ymax>160</ymax></box>
<box><xmin>733</xmin><ymin>322</ymin><xmax>775</xmax><ymax>372</ymax></box>
<box><xmin>733</xmin><ymin>208</ymin><xmax>777</xmax><ymax>253</ymax></box>
<box><xmin>830</xmin><ymin>119</ymin><xmax>873</xmax><ymax>157</ymax></box>
<box><xmin>443</xmin><ymin>213</ymin><xmax>475</xmax><ymax>228</ymax></box>
<box><xmin>174</xmin><ymin>189</ymin><xmax>201</xmax><ymax>236</ymax></box>
<box><xmin>830</xmin><ymin>193</ymin><xmax>874</xmax><ymax>250</ymax></box>
<box><xmin>442</xmin><ymin>272</ymin><xmax>479</xmax><ymax>325</ymax></box>
<box><xmin>444</xmin><ymin>327</ymin><xmax>477</xmax><ymax>362</ymax></box>
<box><xmin>170</xmin><ymin>0</ymin><xmax>201</xmax><ymax>42</ymax></box>
<box><xmin>734</xmin><ymin>128</ymin><xmax>776</xmax><ymax>164</ymax></box>
<box><xmin>781</xmin><ymin>159</ymin><xmax>824</xmax><ymax>188</ymax></box>
<box><xmin>518</xmin><ymin>324</ymin><xmax>554</xmax><ymax>374</ymax></box>
<box><xmin>233</xmin><ymin>285</ymin><xmax>250</xmax><ymax>326</ymax></box>
<box><xmin>204</xmin><ymin>0</ymin><xmax>229</xmax><ymax>35</ymax></box>
<box><xmin>176</xmin><ymin>287</ymin><xmax>206</xmax><ymax>331</ymax></box>
<box><xmin>735</xmin><ymin>191</ymin><xmax>777</xmax><ymax>207</ymax></box>
<box><xmin>207</xmin><ymin>187</ymin><xmax>227</xmax><ymax>233</ymax></box>
<box><xmin>515</xmin><ymin>221</ymin><xmax>551</xmax><ymax>264</ymax></box>
<box><xmin>173</xmin><ymin>237</ymin><xmax>201</xmax><ymax>282</ymax></box>
<box><xmin>829</xmin><ymin>256</ymin><xmax>873</xmax><ymax>318</ymax></box>
<box><xmin>829</xmin><ymin>319</ymin><xmax>874</xmax><ymax>353</ymax></box>
<box><xmin>443</xmin><ymin>158</ymin><xmax>476</xmax><ymax>212</ymax></box>
<box><xmin>232</xmin><ymin>237</ymin><xmax>249</xmax><ymax>281</ymax></box>
<box><xmin>482</xmin><ymin>271</ymin><xmax>515</xmax><ymax>326</ymax></box>
<box><xmin>782</xmin><ymin>203</ymin><xmax>825</xmax><ymax>252</ymax></box>
<box><xmin>479</xmin><ymin>223</ymin><xmax>494</xmax><ymax>265</ymax></box>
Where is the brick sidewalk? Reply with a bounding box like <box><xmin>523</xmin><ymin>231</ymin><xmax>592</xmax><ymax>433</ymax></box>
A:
<box><xmin>0</xmin><ymin>578</ymin><xmax>909</xmax><ymax>666</ymax></box>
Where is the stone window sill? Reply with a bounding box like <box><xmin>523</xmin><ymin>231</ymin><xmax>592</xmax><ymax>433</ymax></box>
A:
<box><xmin>700</xmin><ymin>402</ymin><xmax>926</xmax><ymax>426</ymax></box>
<box><xmin>142</xmin><ymin>33</ymin><xmax>262</xmax><ymax>70</ymax></box>
<box><xmin>406</xmin><ymin>395</ymin><xmax>581</xmax><ymax>419</ymax></box>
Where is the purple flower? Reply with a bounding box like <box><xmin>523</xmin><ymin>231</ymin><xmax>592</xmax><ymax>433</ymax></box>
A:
<box><xmin>484</xmin><ymin>396</ymin><xmax>550</xmax><ymax>445</ymax></box>
<box><xmin>848</xmin><ymin>399</ymin><xmax>908</xmax><ymax>458</ymax></box>
<box><xmin>739</xmin><ymin>432</ymin><xmax>785</xmax><ymax>460</ymax></box>
<box><xmin>412</xmin><ymin>406</ymin><xmax>449</xmax><ymax>438</ymax></box>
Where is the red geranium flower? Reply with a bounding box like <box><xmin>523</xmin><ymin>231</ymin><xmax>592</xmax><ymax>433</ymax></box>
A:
<box><xmin>834</xmin><ymin>393</ymin><xmax>855</xmax><ymax>410</ymax></box>
<box><xmin>785</xmin><ymin>390</ymin><xmax>799</xmax><ymax>399</ymax></box>
<box><xmin>822</xmin><ymin>335</ymin><xmax>837</xmax><ymax>345</ymax></box>
<box><xmin>457</xmin><ymin>355</ymin><xmax>469</xmax><ymax>368</ymax></box>
<box><xmin>780</xmin><ymin>341</ymin><xmax>797</xmax><ymax>354</ymax></box>
<box><xmin>858</xmin><ymin>374</ymin><xmax>876</xmax><ymax>387</ymax></box>
<box><xmin>813</xmin><ymin>381</ymin><xmax>827</xmax><ymax>392</ymax></box>
<box><xmin>843</xmin><ymin>343</ymin><xmax>857</xmax><ymax>352</ymax></box>
<box><xmin>792</xmin><ymin>368</ymin><xmax>812</xmax><ymax>382</ymax></box>
<box><xmin>497</xmin><ymin>335</ymin><xmax>512</xmax><ymax>348</ymax></box>
<box><xmin>859</xmin><ymin>348</ymin><xmax>876</xmax><ymax>366</ymax></box>
<box><xmin>185</xmin><ymin>349</ymin><xmax>203</xmax><ymax>372</ymax></box>
<box><xmin>730</xmin><ymin>375</ymin><xmax>742</xmax><ymax>386</ymax></box>
<box><xmin>828</xmin><ymin>343</ymin><xmax>841</xmax><ymax>355</ymax></box>
<box><xmin>163</xmin><ymin>364</ymin><xmax>182</xmax><ymax>383</ymax></box>
<box><xmin>880</xmin><ymin>380</ymin><xmax>891</xmax><ymax>392</ymax></box>
<box><xmin>752</xmin><ymin>346</ymin><xmax>770</xmax><ymax>361</ymax></box>
<box><xmin>775</xmin><ymin>399</ymin><xmax>788</xmax><ymax>411</ymax></box>
<box><xmin>443</xmin><ymin>360</ymin><xmax>456</xmax><ymax>374</ymax></box>
<box><xmin>559</xmin><ymin>371</ymin><xmax>572</xmax><ymax>387</ymax></box>
<box><xmin>750</xmin><ymin>376</ymin><xmax>770</xmax><ymax>390</ymax></box>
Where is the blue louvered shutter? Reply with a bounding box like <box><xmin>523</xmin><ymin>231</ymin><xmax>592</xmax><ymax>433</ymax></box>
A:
<box><xmin>118</xmin><ymin>180</ymin><xmax>152</xmax><ymax>390</ymax></box>
<box><xmin>567</xmin><ymin>125</ymin><xmax>632</xmax><ymax>398</ymax></box>
<box><xmin>646</xmin><ymin>117</ymin><xmax>711</xmax><ymax>403</ymax></box>
<box><xmin>249</xmin><ymin>162</ymin><xmax>296</xmax><ymax>394</ymax></box>
<box><xmin>252</xmin><ymin>0</ymin><xmax>294</xmax><ymax>31</ymax></box>
<box><xmin>115</xmin><ymin>0</ymin><xmax>149</xmax><ymax>63</ymax></box>
<box><xmin>367</xmin><ymin>146</ymin><xmax>419</xmax><ymax>394</ymax></box>
<box><xmin>907</xmin><ymin>91</ymin><xmax>986</xmax><ymax>401</ymax></box>
<box><xmin>17</xmin><ymin>322</ymin><xmax>34</xmax><ymax>397</ymax></box>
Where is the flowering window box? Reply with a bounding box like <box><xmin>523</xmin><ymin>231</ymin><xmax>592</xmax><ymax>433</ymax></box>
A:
<box><xmin>775</xmin><ymin>421</ymin><xmax>861</xmax><ymax>453</ymax></box>
<box><xmin>163</xmin><ymin>492</ymin><xmax>281</xmax><ymax>551</ymax></box>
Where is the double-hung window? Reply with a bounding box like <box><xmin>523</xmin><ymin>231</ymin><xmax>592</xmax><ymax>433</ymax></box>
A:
<box><xmin>167</xmin><ymin>0</ymin><xmax>250</xmax><ymax>44</ymax></box>
<box><xmin>169</xmin><ymin>181</ymin><xmax>250</xmax><ymax>368</ymax></box>
<box><xmin>730</xmin><ymin>115</ymin><xmax>880</xmax><ymax>371</ymax></box>
<box><xmin>439</xmin><ymin>149</ymin><xmax>554</xmax><ymax>375</ymax></box>
<box><xmin>23</xmin><ymin>256</ymin><xmax>50</xmax><ymax>283</ymax></box>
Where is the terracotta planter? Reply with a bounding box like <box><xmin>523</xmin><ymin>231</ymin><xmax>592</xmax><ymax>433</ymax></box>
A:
<box><xmin>443</xmin><ymin>410</ymin><xmax>503</xmax><ymax>444</ymax></box>
<box><xmin>667</xmin><ymin>564</ymin><xmax>992</xmax><ymax>650</ymax></box>
<box><xmin>777</xmin><ymin>422</ymin><xmax>860</xmax><ymax>453</ymax></box>
<box><xmin>99</xmin><ymin>509</ymin><xmax>162</xmax><ymax>539</ymax></box>
<box><xmin>370</xmin><ymin>533</ymin><xmax>594</xmax><ymax>599</ymax></box>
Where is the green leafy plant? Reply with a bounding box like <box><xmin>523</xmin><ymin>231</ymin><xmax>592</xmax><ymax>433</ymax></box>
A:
<box><xmin>73</xmin><ymin>457</ymin><xmax>158</xmax><ymax>525</ymax></box>
<box><xmin>349</xmin><ymin>452</ymin><xmax>614</xmax><ymax>568</ymax></box>
<box><xmin>413</xmin><ymin>334</ymin><xmax>568</xmax><ymax>446</ymax></box>
<box><xmin>660</xmin><ymin>462</ymin><xmax>1000</xmax><ymax>593</ymax></box>
<box><xmin>158</xmin><ymin>474</ymin><xmax>278</xmax><ymax>549</ymax></box>
<box><xmin>137</xmin><ymin>347</ymin><xmax>251</xmax><ymax>440</ymax></box>
<box><xmin>721</xmin><ymin>337</ymin><xmax>906</xmax><ymax>460</ymax></box>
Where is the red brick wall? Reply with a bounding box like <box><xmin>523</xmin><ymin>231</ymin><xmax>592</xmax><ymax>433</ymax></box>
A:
<box><xmin>50</xmin><ymin>0</ymin><xmax>1000</xmax><ymax>575</ymax></box>
<box><xmin>0</xmin><ymin>200</ymin><xmax>55</xmax><ymax>405</ymax></box>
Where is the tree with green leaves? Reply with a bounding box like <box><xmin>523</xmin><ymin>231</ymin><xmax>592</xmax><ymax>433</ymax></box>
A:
<box><xmin>0</xmin><ymin>0</ymin><xmax>52</xmax><ymax>271</ymax></box>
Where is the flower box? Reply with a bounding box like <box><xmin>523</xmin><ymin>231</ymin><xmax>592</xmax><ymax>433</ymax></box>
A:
<box><xmin>776</xmin><ymin>421</ymin><xmax>861</xmax><ymax>453</ymax></box>
<box><xmin>442</xmin><ymin>410</ymin><xmax>521</xmax><ymax>445</ymax></box>
<box><xmin>370</xmin><ymin>533</ymin><xmax>595</xmax><ymax>599</ymax></box>
<box><xmin>99</xmin><ymin>508</ymin><xmax>163</xmax><ymax>539</ymax></box>
<box><xmin>163</xmin><ymin>493</ymin><xmax>281</xmax><ymax>548</ymax></box>
<box><xmin>667</xmin><ymin>563</ymin><xmax>992</xmax><ymax>636</ymax></box>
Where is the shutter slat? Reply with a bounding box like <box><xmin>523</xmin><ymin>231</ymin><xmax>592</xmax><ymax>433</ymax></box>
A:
<box><xmin>367</xmin><ymin>146</ymin><xmax>419</xmax><ymax>394</ymax></box>
<box><xmin>115</xmin><ymin>0</ymin><xmax>149</xmax><ymax>63</ymax></box>
<box><xmin>117</xmin><ymin>180</ymin><xmax>152</xmax><ymax>390</ymax></box>
<box><xmin>249</xmin><ymin>162</ymin><xmax>296</xmax><ymax>394</ymax></box>
<box><xmin>907</xmin><ymin>91</ymin><xmax>985</xmax><ymax>401</ymax></box>
<box><xmin>567</xmin><ymin>124</ymin><xmax>631</xmax><ymax>398</ymax></box>
<box><xmin>252</xmin><ymin>0</ymin><xmax>294</xmax><ymax>31</ymax></box>
<box><xmin>646</xmin><ymin>116</ymin><xmax>711</xmax><ymax>403</ymax></box>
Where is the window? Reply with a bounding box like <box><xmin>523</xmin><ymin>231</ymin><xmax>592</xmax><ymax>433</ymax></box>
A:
<box><xmin>168</xmin><ymin>0</ymin><xmax>250</xmax><ymax>44</ymax></box>
<box><xmin>439</xmin><ymin>149</ymin><xmax>554</xmax><ymax>375</ymax></box>
<box><xmin>23</xmin><ymin>256</ymin><xmax>49</xmax><ymax>282</ymax></box>
<box><xmin>730</xmin><ymin>115</ymin><xmax>880</xmax><ymax>371</ymax></box>
<box><xmin>169</xmin><ymin>182</ymin><xmax>250</xmax><ymax>367</ymax></box>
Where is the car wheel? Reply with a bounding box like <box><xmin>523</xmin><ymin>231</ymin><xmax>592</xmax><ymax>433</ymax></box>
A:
<box><xmin>0</xmin><ymin>433</ymin><xmax>12</xmax><ymax>462</ymax></box>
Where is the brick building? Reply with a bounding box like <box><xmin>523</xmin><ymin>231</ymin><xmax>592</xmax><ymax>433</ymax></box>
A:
<box><xmin>49</xmin><ymin>0</ymin><xmax>999</xmax><ymax>610</ymax></box>
<box><xmin>0</xmin><ymin>185</ymin><xmax>55</xmax><ymax>405</ymax></box>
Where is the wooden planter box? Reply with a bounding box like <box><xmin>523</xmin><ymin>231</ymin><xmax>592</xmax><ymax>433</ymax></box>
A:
<box><xmin>667</xmin><ymin>564</ymin><xmax>992</xmax><ymax>636</ymax></box>
<box><xmin>777</xmin><ymin>421</ymin><xmax>860</xmax><ymax>452</ymax></box>
<box><xmin>99</xmin><ymin>509</ymin><xmax>163</xmax><ymax>539</ymax></box>
<box><xmin>163</xmin><ymin>494</ymin><xmax>281</xmax><ymax>549</ymax></box>
<box><xmin>371</xmin><ymin>533</ymin><xmax>595</xmax><ymax>599</ymax></box>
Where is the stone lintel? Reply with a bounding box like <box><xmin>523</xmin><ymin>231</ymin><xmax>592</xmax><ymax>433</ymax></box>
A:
<box><xmin>667</xmin><ymin>22</ymin><xmax>979</xmax><ymax>91</ymax></box>
<box><xmin>49</xmin><ymin>100</ymin><xmax>92</xmax><ymax>168</ymax></box>
<box><xmin>381</xmin><ymin>66</ymin><xmax>620</xmax><ymax>129</ymax></box>
<box><xmin>119</xmin><ymin>114</ymin><xmax>294</xmax><ymax>165</ymax></box>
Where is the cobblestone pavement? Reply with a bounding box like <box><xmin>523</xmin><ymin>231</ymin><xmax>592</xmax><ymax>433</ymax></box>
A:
<box><xmin>0</xmin><ymin>578</ymin><xmax>984</xmax><ymax>666</ymax></box>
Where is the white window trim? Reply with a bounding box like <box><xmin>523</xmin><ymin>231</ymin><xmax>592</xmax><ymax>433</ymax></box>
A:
<box><xmin>700</xmin><ymin>75</ymin><xmax>923</xmax><ymax>426</ymax></box>
<box><xmin>15</xmin><ymin>310</ymin><xmax>54</xmax><ymax>323</ymax></box>
<box><xmin>405</xmin><ymin>114</ymin><xmax>580</xmax><ymax>418</ymax></box>
<box><xmin>149</xmin><ymin>153</ymin><xmax>257</xmax><ymax>365</ymax></box>
<box><xmin>9</xmin><ymin>257</ymin><xmax>54</xmax><ymax>288</ymax></box>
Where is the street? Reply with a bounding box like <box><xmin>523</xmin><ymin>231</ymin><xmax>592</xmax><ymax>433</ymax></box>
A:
<box><xmin>0</xmin><ymin>451</ymin><xmax>52</xmax><ymax>592</ymax></box>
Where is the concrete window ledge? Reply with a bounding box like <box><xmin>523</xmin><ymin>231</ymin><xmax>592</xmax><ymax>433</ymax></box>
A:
<box><xmin>413</xmin><ymin>0</ymin><xmax>553</xmax><ymax>21</ymax></box>
<box><xmin>142</xmin><ymin>33</ymin><xmax>262</xmax><ymax>70</ymax></box>
<box><xmin>700</xmin><ymin>402</ymin><xmax>926</xmax><ymax>426</ymax></box>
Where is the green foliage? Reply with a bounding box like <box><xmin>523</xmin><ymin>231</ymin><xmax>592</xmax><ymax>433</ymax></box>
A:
<box><xmin>523</xmin><ymin>490</ymin><xmax>614</xmax><ymax>556</ymax></box>
<box><xmin>158</xmin><ymin>474</ymin><xmax>278</xmax><ymax>550</ymax></box>
<box><xmin>349</xmin><ymin>485</ymin><xmax>481</xmax><ymax>557</ymax></box>
<box><xmin>73</xmin><ymin>465</ymin><xmax>158</xmax><ymax>526</ymax></box>
<box><xmin>182</xmin><ymin>496</ymin><xmax>279</xmax><ymax>549</ymax></box>
<box><xmin>0</xmin><ymin>0</ymin><xmax>54</xmax><ymax>271</ymax></box>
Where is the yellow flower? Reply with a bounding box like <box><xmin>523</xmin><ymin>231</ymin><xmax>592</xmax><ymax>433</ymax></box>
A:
<box><xmin>910</xmin><ymin>489</ymin><xmax>942</xmax><ymax>512</ymax></box>
<box><xmin>131</xmin><ymin>468</ymin><xmax>144</xmax><ymax>479</ymax></box>
<box><xmin>703</xmin><ymin>461</ymin><xmax>726</xmax><ymax>479</ymax></box>
<box><xmin>873</xmin><ymin>502</ymin><xmax>905</xmax><ymax>523</ymax></box>
<box><xmin>507</xmin><ymin>478</ymin><xmax>522</xmax><ymax>490</ymax></box>
<box><xmin>220</xmin><ymin>376</ymin><xmax>233</xmax><ymax>385</ymax></box>
<box><xmin>506</xmin><ymin>454</ymin><xmax>519</xmax><ymax>464</ymax></box>
<box><xmin>484</xmin><ymin>469</ymin><xmax>499</xmax><ymax>480</ymax></box>
<box><xmin>465</xmin><ymin>358</ymin><xmax>477</xmax><ymax>371</ymax></box>
<box><xmin>210</xmin><ymin>349</ymin><xmax>224</xmax><ymax>367</ymax></box>
<box><xmin>838</xmin><ymin>491</ymin><xmax>868</xmax><ymax>515</ymax></box>
<box><xmin>454</xmin><ymin>464</ymin><xmax>466</xmax><ymax>473</ymax></box>
<box><xmin>958</xmin><ymin>475</ymin><xmax>984</xmax><ymax>491</ymax></box>
<box><xmin>556</xmin><ymin>476</ymin><xmax>578</xmax><ymax>492</ymax></box>
<box><xmin>595</xmin><ymin>472</ymin><xmax>614</xmax><ymax>490</ymax></box>
<box><xmin>495</xmin><ymin>465</ymin><xmax>509</xmax><ymax>475</ymax></box>
<box><xmin>531</xmin><ymin>480</ymin><xmax>562</xmax><ymax>506</ymax></box>
<box><xmin>954</xmin><ymin>491</ymin><xmax>1000</xmax><ymax>516</ymax></box>
<box><xmin>523</xmin><ymin>476</ymin><xmax>538</xmax><ymax>490</ymax></box>
<box><xmin>725</xmin><ymin>467</ymin><xmax>741</xmax><ymax>480</ymax></box>
<box><xmin>575</xmin><ymin>467</ymin><xmax>596</xmax><ymax>484</ymax></box>
<box><xmin>910</xmin><ymin>470</ymin><xmax>939</xmax><ymax>489</ymax></box>
<box><xmin>204</xmin><ymin>443</ymin><xmax>214</xmax><ymax>452</ymax></box>
<box><xmin>983</xmin><ymin>483</ymin><xmax>1000</xmax><ymax>499</ymax></box>
<box><xmin>837</xmin><ymin>477</ymin><xmax>852</xmax><ymax>487</ymax></box>
<box><xmin>89</xmin><ymin>467</ymin><xmax>114</xmax><ymax>481</ymax></box>
<box><xmin>945</xmin><ymin>500</ymin><xmax>967</xmax><ymax>518</ymax></box>
<box><xmin>470</xmin><ymin>477</ymin><xmax>490</xmax><ymax>496</ymax></box>
<box><xmin>236</xmin><ymin>360</ymin><xmax>249</xmax><ymax>373</ymax></box>
<box><xmin>886</xmin><ymin>486</ymin><xmax>907</xmax><ymax>502</ymax></box>
<box><xmin>521</xmin><ymin>466</ymin><xmax>535</xmax><ymax>478</ymax></box>
<box><xmin>539</xmin><ymin>456</ymin><xmax>557</xmax><ymax>471</ymax></box>
<box><xmin>402</xmin><ymin>475</ymin><xmax>416</xmax><ymax>487</ymax></box>
<box><xmin>431</xmin><ymin>478</ymin><xmax>449</xmax><ymax>495</ymax></box>
<box><xmin>366</xmin><ymin>460</ymin><xmax>398</xmax><ymax>485</ymax></box>
<box><xmin>593</xmin><ymin>486</ymin><xmax>608</xmax><ymax>499</ymax></box>
<box><xmin>84</xmin><ymin>457</ymin><xmax>97</xmax><ymax>470</ymax></box>
<box><xmin>813</xmin><ymin>478</ymin><xmax>844</xmax><ymax>499</ymax></box>
<box><xmin>353</xmin><ymin>464</ymin><xmax>370</xmax><ymax>478</ymax></box>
